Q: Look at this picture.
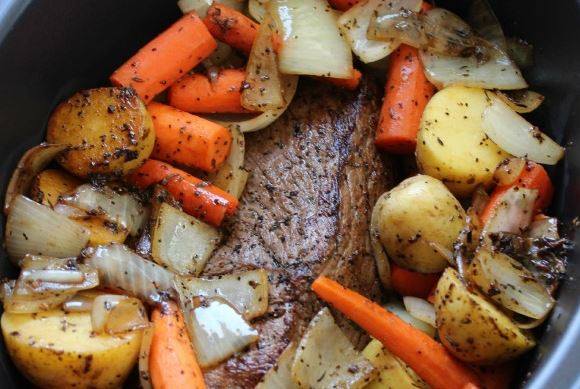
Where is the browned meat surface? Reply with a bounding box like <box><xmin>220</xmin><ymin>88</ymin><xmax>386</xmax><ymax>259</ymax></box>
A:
<box><xmin>202</xmin><ymin>78</ymin><xmax>395</xmax><ymax>388</ymax></box>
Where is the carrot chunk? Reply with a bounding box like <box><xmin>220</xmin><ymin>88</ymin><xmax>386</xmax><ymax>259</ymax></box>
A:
<box><xmin>203</xmin><ymin>4</ymin><xmax>259</xmax><ymax>56</ymax></box>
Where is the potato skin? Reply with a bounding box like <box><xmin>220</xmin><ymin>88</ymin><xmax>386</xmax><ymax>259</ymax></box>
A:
<box><xmin>376</xmin><ymin>174</ymin><xmax>465</xmax><ymax>273</ymax></box>
<box><xmin>47</xmin><ymin>87</ymin><xmax>155</xmax><ymax>179</ymax></box>
<box><xmin>416</xmin><ymin>86</ymin><xmax>509</xmax><ymax>197</ymax></box>
<box><xmin>435</xmin><ymin>268</ymin><xmax>535</xmax><ymax>365</ymax></box>
<box><xmin>1</xmin><ymin>309</ymin><xmax>142</xmax><ymax>388</ymax></box>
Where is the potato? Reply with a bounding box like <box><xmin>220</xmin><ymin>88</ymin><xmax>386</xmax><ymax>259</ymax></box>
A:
<box><xmin>362</xmin><ymin>339</ymin><xmax>427</xmax><ymax>389</ymax></box>
<box><xmin>1</xmin><ymin>308</ymin><xmax>142</xmax><ymax>389</ymax></box>
<box><xmin>375</xmin><ymin>174</ymin><xmax>465</xmax><ymax>273</ymax></box>
<box><xmin>29</xmin><ymin>169</ymin><xmax>128</xmax><ymax>246</ymax></box>
<box><xmin>29</xmin><ymin>169</ymin><xmax>81</xmax><ymax>207</ymax></box>
<box><xmin>434</xmin><ymin>268</ymin><xmax>535</xmax><ymax>365</ymax></box>
<box><xmin>416</xmin><ymin>86</ymin><xmax>509</xmax><ymax>197</ymax></box>
<box><xmin>47</xmin><ymin>87</ymin><xmax>155</xmax><ymax>179</ymax></box>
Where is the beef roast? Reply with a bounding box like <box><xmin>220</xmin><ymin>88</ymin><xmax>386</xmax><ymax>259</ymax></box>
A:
<box><xmin>202</xmin><ymin>78</ymin><xmax>395</xmax><ymax>388</ymax></box>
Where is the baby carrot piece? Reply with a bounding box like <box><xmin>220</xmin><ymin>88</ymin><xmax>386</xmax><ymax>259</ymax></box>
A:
<box><xmin>127</xmin><ymin>159</ymin><xmax>238</xmax><ymax>226</ymax></box>
<box><xmin>203</xmin><ymin>3</ymin><xmax>258</xmax><ymax>56</ymax></box>
<box><xmin>375</xmin><ymin>44</ymin><xmax>436</xmax><ymax>154</ymax></box>
<box><xmin>480</xmin><ymin>161</ymin><xmax>553</xmax><ymax>225</ymax></box>
<box><xmin>312</xmin><ymin>276</ymin><xmax>481</xmax><ymax>389</ymax></box>
<box><xmin>148</xmin><ymin>102</ymin><xmax>232</xmax><ymax>173</ymax></box>
<box><xmin>391</xmin><ymin>262</ymin><xmax>440</xmax><ymax>299</ymax></box>
<box><xmin>150</xmin><ymin>301</ymin><xmax>206</xmax><ymax>389</ymax></box>
<box><xmin>110</xmin><ymin>12</ymin><xmax>217</xmax><ymax>103</ymax></box>
<box><xmin>168</xmin><ymin>69</ymin><xmax>249</xmax><ymax>114</ymax></box>
<box><xmin>328</xmin><ymin>0</ymin><xmax>361</xmax><ymax>11</ymax></box>
<box><xmin>320</xmin><ymin>69</ymin><xmax>363</xmax><ymax>91</ymax></box>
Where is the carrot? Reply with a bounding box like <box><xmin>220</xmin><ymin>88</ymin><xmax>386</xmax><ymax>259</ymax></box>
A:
<box><xmin>110</xmin><ymin>13</ymin><xmax>217</xmax><ymax>103</ymax></box>
<box><xmin>328</xmin><ymin>0</ymin><xmax>361</xmax><ymax>11</ymax></box>
<box><xmin>168</xmin><ymin>69</ymin><xmax>250</xmax><ymax>114</ymax></box>
<box><xmin>391</xmin><ymin>262</ymin><xmax>440</xmax><ymax>299</ymax></box>
<box><xmin>375</xmin><ymin>44</ymin><xmax>436</xmax><ymax>154</ymax></box>
<box><xmin>203</xmin><ymin>4</ymin><xmax>258</xmax><ymax>56</ymax></box>
<box><xmin>150</xmin><ymin>301</ymin><xmax>206</xmax><ymax>389</ymax></box>
<box><xmin>127</xmin><ymin>159</ymin><xmax>238</xmax><ymax>226</ymax></box>
<box><xmin>312</xmin><ymin>276</ymin><xmax>481</xmax><ymax>389</ymax></box>
<box><xmin>320</xmin><ymin>69</ymin><xmax>363</xmax><ymax>91</ymax></box>
<box><xmin>480</xmin><ymin>161</ymin><xmax>554</xmax><ymax>225</ymax></box>
<box><xmin>148</xmin><ymin>102</ymin><xmax>232</xmax><ymax>173</ymax></box>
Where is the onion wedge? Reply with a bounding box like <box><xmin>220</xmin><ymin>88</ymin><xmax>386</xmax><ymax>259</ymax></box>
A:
<box><xmin>0</xmin><ymin>280</ymin><xmax>74</xmax><ymax>313</ymax></box>
<box><xmin>138</xmin><ymin>325</ymin><xmax>154</xmax><ymax>389</ymax></box>
<box><xmin>4</xmin><ymin>143</ymin><xmax>68</xmax><ymax>215</ymax></box>
<box><xmin>384</xmin><ymin>300</ymin><xmax>435</xmax><ymax>337</ymax></box>
<box><xmin>470</xmin><ymin>249</ymin><xmax>555</xmax><ymax>319</ymax></box>
<box><xmin>269</xmin><ymin>0</ymin><xmax>353</xmax><ymax>78</ymax></box>
<box><xmin>291</xmin><ymin>308</ymin><xmax>377</xmax><ymax>388</ymax></box>
<box><xmin>83</xmin><ymin>244</ymin><xmax>175</xmax><ymax>303</ymax></box>
<box><xmin>370</xmin><ymin>193</ymin><xmax>391</xmax><ymax>290</ymax></box>
<box><xmin>496</xmin><ymin>90</ymin><xmax>544</xmax><ymax>114</ymax></box>
<box><xmin>483</xmin><ymin>187</ymin><xmax>538</xmax><ymax>235</ymax></box>
<box><xmin>150</xmin><ymin>202</ymin><xmax>220</xmax><ymax>276</ymax></box>
<box><xmin>174</xmin><ymin>269</ymin><xmax>269</xmax><ymax>320</ymax></box>
<box><xmin>180</xmin><ymin>296</ymin><xmax>259</xmax><ymax>368</ymax></box>
<box><xmin>5</xmin><ymin>195</ymin><xmax>90</xmax><ymax>262</ymax></box>
<box><xmin>338</xmin><ymin>0</ymin><xmax>421</xmax><ymax>64</ymax></box>
<box><xmin>91</xmin><ymin>294</ymin><xmax>149</xmax><ymax>334</ymax></box>
<box><xmin>208</xmin><ymin>126</ymin><xmax>248</xmax><ymax>198</ymax></box>
<box><xmin>61</xmin><ymin>184</ymin><xmax>148</xmax><ymax>236</ymax></box>
<box><xmin>403</xmin><ymin>296</ymin><xmax>436</xmax><ymax>327</ymax></box>
<box><xmin>493</xmin><ymin>157</ymin><xmax>526</xmax><ymax>186</ymax></box>
<box><xmin>18</xmin><ymin>255</ymin><xmax>98</xmax><ymax>293</ymax></box>
<box><xmin>256</xmin><ymin>342</ymin><xmax>299</xmax><ymax>389</ymax></box>
<box><xmin>216</xmin><ymin>75</ymin><xmax>298</xmax><ymax>133</ymax></box>
<box><xmin>482</xmin><ymin>94</ymin><xmax>565</xmax><ymax>164</ymax></box>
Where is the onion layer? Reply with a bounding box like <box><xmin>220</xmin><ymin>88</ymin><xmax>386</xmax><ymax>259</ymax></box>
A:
<box><xmin>5</xmin><ymin>195</ymin><xmax>90</xmax><ymax>262</ymax></box>
<box><xmin>495</xmin><ymin>90</ymin><xmax>544</xmax><ymax>114</ymax></box>
<box><xmin>493</xmin><ymin>157</ymin><xmax>526</xmax><ymax>186</ymax></box>
<box><xmin>175</xmin><ymin>269</ymin><xmax>269</xmax><ymax>320</ymax></box>
<box><xmin>83</xmin><ymin>244</ymin><xmax>175</xmax><ymax>303</ymax></box>
<box><xmin>291</xmin><ymin>308</ymin><xmax>377</xmax><ymax>388</ymax></box>
<box><xmin>370</xmin><ymin>193</ymin><xmax>391</xmax><ymax>290</ymax></box>
<box><xmin>208</xmin><ymin>126</ymin><xmax>248</xmax><ymax>198</ymax></box>
<box><xmin>403</xmin><ymin>296</ymin><xmax>436</xmax><ymax>327</ymax></box>
<box><xmin>0</xmin><ymin>280</ymin><xmax>74</xmax><ymax>313</ymax></box>
<box><xmin>483</xmin><ymin>187</ymin><xmax>538</xmax><ymax>235</ymax></box>
<box><xmin>470</xmin><ymin>249</ymin><xmax>554</xmax><ymax>319</ymax></box>
<box><xmin>91</xmin><ymin>294</ymin><xmax>149</xmax><ymax>334</ymax></box>
<box><xmin>180</xmin><ymin>296</ymin><xmax>259</xmax><ymax>368</ymax></box>
<box><xmin>4</xmin><ymin>143</ymin><xmax>68</xmax><ymax>215</ymax></box>
<box><xmin>385</xmin><ymin>300</ymin><xmax>435</xmax><ymax>337</ymax></box>
<box><xmin>482</xmin><ymin>94</ymin><xmax>565</xmax><ymax>164</ymax></box>
<box><xmin>18</xmin><ymin>255</ymin><xmax>98</xmax><ymax>293</ymax></box>
<box><xmin>139</xmin><ymin>326</ymin><xmax>155</xmax><ymax>389</ymax></box>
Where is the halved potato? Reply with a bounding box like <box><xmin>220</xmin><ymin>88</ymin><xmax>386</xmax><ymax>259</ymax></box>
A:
<box><xmin>434</xmin><ymin>268</ymin><xmax>535</xmax><ymax>365</ymax></box>
<box><xmin>47</xmin><ymin>87</ymin><xmax>155</xmax><ymax>179</ymax></box>
<box><xmin>416</xmin><ymin>86</ymin><xmax>509</xmax><ymax>197</ymax></box>
<box><xmin>1</xmin><ymin>308</ymin><xmax>142</xmax><ymax>389</ymax></box>
<box><xmin>375</xmin><ymin>175</ymin><xmax>465</xmax><ymax>273</ymax></box>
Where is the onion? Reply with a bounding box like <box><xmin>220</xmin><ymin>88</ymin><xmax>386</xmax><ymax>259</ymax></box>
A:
<box><xmin>528</xmin><ymin>217</ymin><xmax>559</xmax><ymax>240</ymax></box>
<box><xmin>242</xmin><ymin>15</ymin><xmax>287</xmax><ymax>112</ymax></box>
<box><xmin>403</xmin><ymin>296</ymin><xmax>436</xmax><ymax>327</ymax></box>
<box><xmin>338</xmin><ymin>0</ymin><xmax>422</xmax><ymax>64</ymax></box>
<box><xmin>91</xmin><ymin>294</ymin><xmax>149</xmax><ymax>334</ymax></box>
<box><xmin>83</xmin><ymin>244</ymin><xmax>175</xmax><ymax>303</ymax></box>
<box><xmin>139</xmin><ymin>325</ymin><xmax>155</xmax><ymax>389</ymax></box>
<box><xmin>256</xmin><ymin>342</ymin><xmax>297</xmax><ymax>389</ymax></box>
<box><xmin>470</xmin><ymin>249</ymin><xmax>555</xmax><ymax>319</ymax></box>
<box><xmin>269</xmin><ymin>0</ymin><xmax>353</xmax><ymax>78</ymax></box>
<box><xmin>174</xmin><ymin>269</ymin><xmax>269</xmax><ymax>320</ymax></box>
<box><xmin>0</xmin><ymin>280</ymin><xmax>74</xmax><ymax>313</ymax></box>
<box><xmin>208</xmin><ymin>126</ymin><xmax>248</xmax><ymax>198</ymax></box>
<box><xmin>5</xmin><ymin>195</ymin><xmax>90</xmax><ymax>262</ymax></box>
<box><xmin>495</xmin><ymin>90</ymin><xmax>544</xmax><ymax>114</ymax></box>
<box><xmin>216</xmin><ymin>75</ymin><xmax>299</xmax><ymax>133</ymax></box>
<box><xmin>53</xmin><ymin>203</ymin><xmax>87</xmax><ymax>218</ymax></box>
<box><xmin>18</xmin><ymin>255</ymin><xmax>99</xmax><ymax>293</ymax></box>
<box><xmin>62</xmin><ymin>292</ymin><xmax>95</xmax><ymax>312</ymax></box>
<box><xmin>483</xmin><ymin>187</ymin><xmax>538</xmax><ymax>235</ymax></box>
<box><xmin>420</xmin><ymin>47</ymin><xmax>527</xmax><ymax>90</ymax></box>
<box><xmin>482</xmin><ymin>94</ymin><xmax>565</xmax><ymax>164</ymax></box>
<box><xmin>384</xmin><ymin>300</ymin><xmax>435</xmax><ymax>337</ymax></box>
<box><xmin>180</xmin><ymin>296</ymin><xmax>259</xmax><ymax>368</ymax></box>
<box><xmin>4</xmin><ymin>143</ymin><xmax>68</xmax><ymax>215</ymax></box>
<box><xmin>151</xmin><ymin>202</ymin><xmax>220</xmax><ymax>276</ymax></box>
<box><xmin>370</xmin><ymin>193</ymin><xmax>391</xmax><ymax>290</ymax></box>
<box><xmin>291</xmin><ymin>308</ymin><xmax>376</xmax><ymax>388</ymax></box>
<box><xmin>468</xmin><ymin>0</ymin><xmax>507</xmax><ymax>50</ymax></box>
<box><xmin>249</xmin><ymin>0</ymin><xmax>267</xmax><ymax>23</ymax></box>
<box><xmin>177</xmin><ymin>0</ymin><xmax>212</xmax><ymax>16</ymax></box>
<box><xmin>61</xmin><ymin>184</ymin><xmax>148</xmax><ymax>236</ymax></box>
<box><xmin>493</xmin><ymin>157</ymin><xmax>526</xmax><ymax>186</ymax></box>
